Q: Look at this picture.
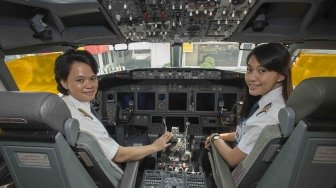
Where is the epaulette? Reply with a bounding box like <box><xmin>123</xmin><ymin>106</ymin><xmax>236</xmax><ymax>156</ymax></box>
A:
<box><xmin>78</xmin><ymin>108</ymin><xmax>93</xmax><ymax>120</ymax></box>
<box><xmin>256</xmin><ymin>103</ymin><xmax>272</xmax><ymax>116</ymax></box>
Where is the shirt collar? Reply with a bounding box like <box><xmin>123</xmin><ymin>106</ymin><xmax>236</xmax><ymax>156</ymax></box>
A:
<box><xmin>258</xmin><ymin>86</ymin><xmax>283</xmax><ymax>107</ymax></box>
<box><xmin>64</xmin><ymin>95</ymin><xmax>91</xmax><ymax>112</ymax></box>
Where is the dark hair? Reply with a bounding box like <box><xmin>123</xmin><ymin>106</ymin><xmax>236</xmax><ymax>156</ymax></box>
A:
<box><xmin>54</xmin><ymin>49</ymin><xmax>98</xmax><ymax>95</ymax></box>
<box><xmin>240</xmin><ymin>43</ymin><xmax>293</xmax><ymax>118</ymax></box>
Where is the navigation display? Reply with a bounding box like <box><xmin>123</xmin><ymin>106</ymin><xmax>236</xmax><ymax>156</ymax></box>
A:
<box><xmin>117</xmin><ymin>92</ymin><xmax>134</xmax><ymax>110</ymax></box>
<box><xmin>137</xmin><ymin>92</ymin><xmax>155</xmax><ymax>110</ymax></box>
<box><xmin>218</xmin><ymin>93</ymin><xmax>237</xmax><ymax>111</ymax></box>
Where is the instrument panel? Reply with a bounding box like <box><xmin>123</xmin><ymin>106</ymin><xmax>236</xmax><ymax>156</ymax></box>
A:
<box><xmin>98</xmin><ymin>68</ymin><xmax>244</xmax><ymax>135</ymax></box>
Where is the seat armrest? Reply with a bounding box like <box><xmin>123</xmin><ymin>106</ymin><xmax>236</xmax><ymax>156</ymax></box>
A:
<box><xmin>118</xmin><ymin>143</ymin><xmax>142</xmax><ymax>188</ymax></box>
<box><xmin>211</xmin><ymin>143</ymin><xmax>235</xmax><ymax>188</ymax></box>
<box><xmin>64</xmin><ymin>118</ymin><xmax>79</xmax><ymax>147</ymax></box>
<box><xmin>208</xmin><ymin>151</ymin><xmax>219</xmax><ymax>186</ymax></box>
<box><xmin>118</xmin><ymin>160</ymin><xmax>139</xmax><ymax>188</ymax></box>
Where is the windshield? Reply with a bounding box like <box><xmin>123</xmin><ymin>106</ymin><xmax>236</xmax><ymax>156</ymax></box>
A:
<box><xmin>83</xmin><ymin>42</ymin><xmax>251</xmax><ymax>75</ymax></box>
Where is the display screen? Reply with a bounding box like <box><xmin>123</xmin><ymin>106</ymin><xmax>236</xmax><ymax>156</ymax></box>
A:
<box><xmin>117</xmin><ymin>92</ymin><xmax>134</xmax><ymax>110</ymax></box>
<box><xmin>196</xmin><ymin>93</ymin><xmax>215</xmax><ymax>111</ymax></box>
<box><xmin>137</xmin><ymin>92</ymin><xmax>155</xmax><ymax>110</ymax></box>
<box><xmin>218</xmin><ymin>93</ymin><xmax>237</xmax><ymax>111</ymax></box>
<box><xmin>169</xmin><ymin>93</ymin><xmax>187</xmax><ymax>111</ymax></box>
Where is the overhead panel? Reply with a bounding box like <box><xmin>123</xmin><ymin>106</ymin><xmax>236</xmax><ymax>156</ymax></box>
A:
<box><xmin>100</xmin><ymin>0</ymin><xmax>256</xmax><ymax>43</ymax></box>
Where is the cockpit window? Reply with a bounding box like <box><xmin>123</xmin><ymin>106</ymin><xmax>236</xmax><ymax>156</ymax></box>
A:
<box><xmin>182</xmin><ymin>42</ymin><xmax>252</xmax><ymax>72</ymax></box>
<box><xmin>83</xmin><ymin>43</ymin><xmax>170</xmax><ymax>74</ymax></box>
<box><xmin>292</xmin><ymin>49</ymin><xmax>336</xmax><ymax>86</ymax></box>
<box><xmin>5</xmin><ymin>52</ymin><xmax>61</xmax><ymax>93</ymax></box>
<box><xmin>88</xmin><ymin>42</ymin><xmax>251</xmax><ymax>75</ymax></box>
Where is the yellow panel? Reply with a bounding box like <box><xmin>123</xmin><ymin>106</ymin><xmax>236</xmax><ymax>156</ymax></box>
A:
<box><xmin>183</xmin><ymin>43</ymin><xmax>193</xmax><ymax>53</ymax></box>
<box><xmin>6</xmin><ymin>53</ymin><xmax>62</xmax><ymax>94</ymax></box>
<box><xmin>292</xmin><ymin>53</ymin><xmax>336</xmax><ymax>86</ymax></box>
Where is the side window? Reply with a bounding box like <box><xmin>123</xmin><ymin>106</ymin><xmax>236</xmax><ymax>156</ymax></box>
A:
<box><xmin>5</xmin><ymin>53</ymin><xmax>61</xmax><ymax>93</ymax></box>
<box><xmin>292</xmin><ymin>49</ymin><xmax>336</xmax><ymax>86</ymax></box>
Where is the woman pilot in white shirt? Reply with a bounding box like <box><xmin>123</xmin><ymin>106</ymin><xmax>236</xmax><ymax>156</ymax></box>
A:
<box><xmin>54</xmin><ymin>49</ymin><xmax>173</xmax><ymax>163</ymax></box>
<box><xmin>205</xmin><ymin>43</ymin><xmax>293</xmax><ymax>167</ymax></box>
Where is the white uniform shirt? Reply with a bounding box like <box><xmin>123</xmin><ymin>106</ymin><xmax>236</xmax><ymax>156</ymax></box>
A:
<box><xmin>235</xmin><ymin>86</ymin><xmax>285</xmax><ymax>155</ymax></box>
<box><xmin>62</xmin><ymin>95</ymin><xmax>119</xmax><ymax>161</ymax></box>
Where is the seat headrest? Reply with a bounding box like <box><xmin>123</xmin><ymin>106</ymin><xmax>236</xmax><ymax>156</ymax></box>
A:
<box><xmin>287</xmin><ymin>77</ymin><xmax>336</xmax><ymax>122</ymax></box>
<box><xmin>0</xmin><ymin>92</ymin><xmax>71</xmax><ymax>135</ymax></box>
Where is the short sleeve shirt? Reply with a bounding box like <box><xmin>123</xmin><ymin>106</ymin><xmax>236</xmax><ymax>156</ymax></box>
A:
<box><xmin>235</xmin><ymin>87</ymin><xmax>285</xmax><ymax>155</ymax></box>
<box><xmin>62</xmin><ymin>95</ymin><xmax>119</xmax><ymax>160</ymax></box>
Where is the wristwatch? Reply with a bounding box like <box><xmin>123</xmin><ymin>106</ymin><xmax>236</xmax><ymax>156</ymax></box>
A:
<box><xmin>211</xmin><ymin>134</ymin><xmax>221</xmax><ymax>143</ymax></box>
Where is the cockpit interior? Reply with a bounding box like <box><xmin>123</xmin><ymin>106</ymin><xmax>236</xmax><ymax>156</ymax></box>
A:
<box><xmin>0</xmin><ymin>0</ymin><xmax>336</xmax><ymax>188</ymax></box>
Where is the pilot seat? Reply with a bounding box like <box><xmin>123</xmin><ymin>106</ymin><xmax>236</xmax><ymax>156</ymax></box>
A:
<box><xmin>0</xmin><ymin>92</ymin><xmax>139</xmax><ymax>188</ymax></box>
<box><xmin>209</xmin><ymin>77</ymin><xmax>336</xmax><ymax>188</ymax></box>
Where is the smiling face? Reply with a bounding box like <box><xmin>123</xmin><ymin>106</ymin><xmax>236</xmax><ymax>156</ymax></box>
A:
<box><xmin>245</xmin><ymin>55</ymin><xmax>285</xmax><ymax>96</ymax></box>
<box><xmin>61</xmin><ymin>62</ymin><xmax>98</xmax><ymax>102</ymax></box>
